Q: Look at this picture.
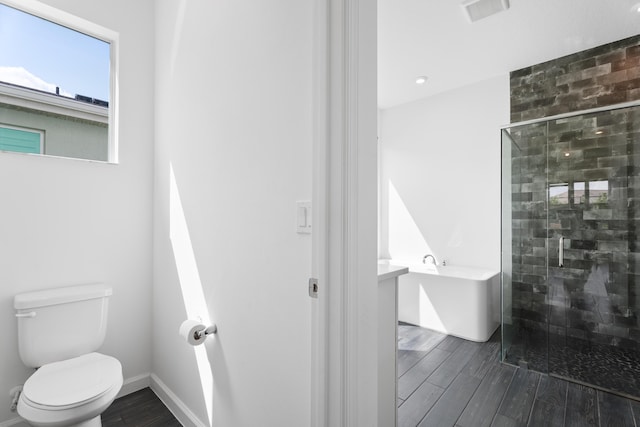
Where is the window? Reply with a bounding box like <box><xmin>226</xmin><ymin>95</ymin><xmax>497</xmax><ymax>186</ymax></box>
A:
<box><xmin>549</xmin><ymin>183</ymin><xmax>569</xmax><ymax>205</ymax></box>
<box><xmin>549</xmin><ymin>180</ymin><xmax>609</xmax><ymax>207</ymax></box>
<box><xmin>0</xmin><ymin>0</ymin><xmax>117</xmax><ymax>162</ymax></box>
<box><xmin>0</xmin><ymin>124</ymin><xmax>43</xmax><ymax>153</ymax></box>
<box><xmin>587</xmin><ymin>180</ymin><xmax>609</xmax><ymax>204</ymax></box>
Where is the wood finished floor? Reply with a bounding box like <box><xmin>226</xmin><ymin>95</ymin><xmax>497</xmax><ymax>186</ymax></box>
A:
<box><xmin>102</xmin><ymin>388</ymin><xmax>181</xmax><ymax>426</ymax></box>
<box><xmin>397</xmin><ymin>323</ymin><xmax>640</xmax><ymax>427</ymax></box>
<box><xmin>102</xmin><ymin>325</ymin><xmax>640</xmax><ymax>427</ymax></box>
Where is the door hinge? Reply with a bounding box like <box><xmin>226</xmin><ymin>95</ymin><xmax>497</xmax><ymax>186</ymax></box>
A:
<box><xmin>308</xmin><ymin>277</ymin><xmax>318</xmax><ymax>298</ymax></box>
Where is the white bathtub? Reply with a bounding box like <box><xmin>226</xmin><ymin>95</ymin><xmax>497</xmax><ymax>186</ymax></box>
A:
<box><xmin>379</xmin><ymin>259</ymin><xmax>500</xmax><ymax>342</ymax></box>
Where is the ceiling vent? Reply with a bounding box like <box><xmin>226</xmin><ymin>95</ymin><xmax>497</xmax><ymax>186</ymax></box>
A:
<box><xmin>461</xmin><ymin>0</ymin><xmax>509</xmax><ymax>22</ymax></box>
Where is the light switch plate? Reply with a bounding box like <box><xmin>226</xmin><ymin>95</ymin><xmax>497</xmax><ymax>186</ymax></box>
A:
<box><xmin>296</xmin><ymin>201</ymin><xmax>311</xmax><ymax>234</ymax></box>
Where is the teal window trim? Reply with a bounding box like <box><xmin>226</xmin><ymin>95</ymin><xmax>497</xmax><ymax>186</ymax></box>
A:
<box><xmin>0</xmin><ymin>125</ymin><xmax>44</xmax><ymax>154</ymax></box>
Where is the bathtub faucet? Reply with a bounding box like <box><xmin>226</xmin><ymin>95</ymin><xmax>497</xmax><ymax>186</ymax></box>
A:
<box><xmin>422</xmin><ymin>254</ymin><xmax>436</xmax><ymax>265</ymax></box>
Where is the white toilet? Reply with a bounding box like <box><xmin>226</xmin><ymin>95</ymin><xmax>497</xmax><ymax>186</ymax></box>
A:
<box><xmin>14</xmin><ymin>284</ymin><xmax>123</xmax><ymax>427</ymax></box>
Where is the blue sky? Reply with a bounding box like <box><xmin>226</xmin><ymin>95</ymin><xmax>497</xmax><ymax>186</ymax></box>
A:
<box><xmin>0</xmin><ymin>3</ymin><xmax>110</xmax><ymax>101</ymax></box>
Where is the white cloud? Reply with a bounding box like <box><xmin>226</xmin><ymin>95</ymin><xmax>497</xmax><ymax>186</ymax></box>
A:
<box><xmin>0</xmin><ymin>66</ymin><xmax>73</xmax><ymax>97</ymax></box>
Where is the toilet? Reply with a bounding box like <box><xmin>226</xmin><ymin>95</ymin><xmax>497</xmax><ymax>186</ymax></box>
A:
<box><xmin>14</xmin><ymin>284</ymin><xmax>123</xmax><ymax>427</ymax></box>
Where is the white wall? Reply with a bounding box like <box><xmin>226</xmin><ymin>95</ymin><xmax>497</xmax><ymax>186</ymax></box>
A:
<box><xmin>0</xmin><ymin>0</ymin><xmax>155</xmax><ymax>424</ymax></box>
<box><xmin>153</xmin><ymin>1</ymin><xmax>312</xmax><ymax>426</ymax></box>
<box><xmin>379</xmin><ymin>75</ymin><xmax>509</xmax><ymax>271</ymax></box>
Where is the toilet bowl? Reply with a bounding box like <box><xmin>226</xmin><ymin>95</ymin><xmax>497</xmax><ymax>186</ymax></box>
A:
<box><xmin>18</xmin><ymin>353</ymin><xmax>123</xmax><ymax>427</ymax></box>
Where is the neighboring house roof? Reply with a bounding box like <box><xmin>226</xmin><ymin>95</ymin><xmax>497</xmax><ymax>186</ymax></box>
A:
<box><xmin>0</xmin><ymin>80</ymin><xmax>108</xmax><ymax>124</ymax></box>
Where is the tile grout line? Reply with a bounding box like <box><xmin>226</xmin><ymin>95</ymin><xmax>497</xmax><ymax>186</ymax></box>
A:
<box><xmin>399</xmin><ymin>349</ymin><xmax>451</xmax><ymax>407</ymax></box>
<box><xmin>415</xmin><ymin>341</ymin><xmax>485</xmax><ymax>427</ymax></box>
<box><xmin>397</xmin><ymin>331</ymin><xmax>453</xmax><ymax>404</ymax></box>
<box><xmin>488</xmin><ymin>367</ymin><xmax>518</xmax><ymax>427</ymax></box>
<box><xmin>410</xmin><ymin>344</ymin><xmax>475</xmax><ymax>427</ymax></box>
<box><xmin>562</xmin><ymin>380</ymin><xmax>569</xmax><ymax>427</ymax></box>
<box><xmin>596</xmin><ymin>390</ymin><xmax>601</xmax><ymax>427</ymax></box>
<box><xmin>525</xmin><ymin>373</ymin><xmax>542</xmax><ymax>427</ymax></box>
<box><xmin>414</xmin><ymin>369</ymin><xmax>463</xmax><ymax>427</ymax></box>
<box><xmin>397</xmin><ymin>331</ymin><xmax>447</xmax><ymax>377</ymax></box>
<box><xmin>398</xmin><ymin>340</ymin><xmax>442</xmax><ymax>379</ymax></box>
<box><xmin>451</xmin><ymin>356</ymin><xmax>494</xmax><ymax>427</ymax></box>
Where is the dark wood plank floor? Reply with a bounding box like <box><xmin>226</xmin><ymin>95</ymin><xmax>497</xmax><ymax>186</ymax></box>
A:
<box><xmin>397</xmin><ymin>323</ymin><xmax>640</xmax><ymax>427</ymax></box>
<box><xmin>103</xmin><ymin>387</ymin><xmax>181</xmax><ymax>426</ymax></box>
<box><xmin>102</xmin><ymin>327</ymin><xmax>640</xmax><ymax>427</ymax></box>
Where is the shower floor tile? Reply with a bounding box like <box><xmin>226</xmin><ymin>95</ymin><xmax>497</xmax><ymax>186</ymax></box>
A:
<box><xmin>505</xmin><ymin>331</ymin><xmax>640</xmax><ymax>398</ymax></box>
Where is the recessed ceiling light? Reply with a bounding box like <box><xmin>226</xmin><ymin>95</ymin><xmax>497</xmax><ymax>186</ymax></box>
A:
<box><xmin>631</xmin><ymin>2</ymin><xmax>640</xmax><ymax>12</ymax></box>
<box><xmin>595</xmin><ymin>129</ymin><xmax>604</xmax><ymax>135</ymax></box>
<box><xmin>564</xmin><ymin>152</ymin><xmax>571</xmax><ymax>157</ymax></box>
<box><xmin>415</xmin><ymin>76</ymin><xmax>428</xmax><ymax>85</ymax></box>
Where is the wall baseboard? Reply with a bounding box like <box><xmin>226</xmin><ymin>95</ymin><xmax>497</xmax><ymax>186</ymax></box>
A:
<box><xmin>117</xmin><ymin>372</ymin><xmax>151</xmax><ymax>398</ymax></box>
<box><xmin>150</xmin><ymin>373</ymin><xmax>206</xmax><ymax>427</ymax></box>
<box><xmin>0</xmin><ymin>417</ymin><xmax>28</xmax><ymax>427</ymax></box>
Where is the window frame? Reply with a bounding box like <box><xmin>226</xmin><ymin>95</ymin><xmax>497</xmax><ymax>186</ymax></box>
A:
<box><xmin>0</xmin><ymin>0</ymin><xmax>119</xmax><ymax>163</ymax></box>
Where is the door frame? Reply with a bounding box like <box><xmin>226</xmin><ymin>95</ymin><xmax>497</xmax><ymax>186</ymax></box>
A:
<box><xmin>311</xmin><ymin>0</ymin><xmax>378</xmax><ymax>426</ymax></box>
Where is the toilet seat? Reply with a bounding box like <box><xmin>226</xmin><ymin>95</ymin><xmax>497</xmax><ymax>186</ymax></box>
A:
<box><xmin>21</xmin><ymin>352</ymin><xmax>122</xmax><ymax>410</ymax></box>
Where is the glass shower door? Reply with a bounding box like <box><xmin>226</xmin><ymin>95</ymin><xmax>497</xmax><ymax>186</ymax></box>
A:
<box><xmin>501</xmin><ymin>122</ymin><xmax>550</xmax><ymax>373</ymax></box>
<box><xmin>545</xmin><ymin>106</ymin><xmax>640</xmax><ymax>398</ymax></box>
<box><xmin>501</xmin><ymin>128</ymin><xmax>515</xmax><ymax>363</ymax></box>
<box><xmin>502</xmin><ymin>104</ymin><xmax>640</xmax><ymax>398</ymax></box>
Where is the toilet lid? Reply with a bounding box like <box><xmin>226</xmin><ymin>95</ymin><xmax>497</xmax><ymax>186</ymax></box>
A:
<box><xmin>23</xmin><ymin>352</ymin><xmax>122</xmax><ymax>408</ymax></box>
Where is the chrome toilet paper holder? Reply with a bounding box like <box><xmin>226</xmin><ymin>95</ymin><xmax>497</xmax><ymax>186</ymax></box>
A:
<box><xmin>179</xmin><ymin>319</ymin><xmax>218</xmax><ymax>346</ymax></box>
<box><xmin>193</xmin><ymin>324</ymin><xmax>217</xmax><ymax>340</ymax></box>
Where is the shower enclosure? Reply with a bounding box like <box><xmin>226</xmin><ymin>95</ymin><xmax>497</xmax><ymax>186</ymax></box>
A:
<box><xmin>501</xmin><ymin>102</ymin><xmax>640</xmax><ymax>399</ymax></box>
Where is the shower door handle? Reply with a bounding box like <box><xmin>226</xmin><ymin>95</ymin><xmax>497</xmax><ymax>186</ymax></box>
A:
<box><xmin>558</xmin><ymin>236</ymin><xmax>564</xmax><ymax>268</ymax></box>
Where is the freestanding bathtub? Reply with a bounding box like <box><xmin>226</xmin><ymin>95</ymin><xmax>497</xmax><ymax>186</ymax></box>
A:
<box><xmin>379</xmin><ymin>259</ymin><xmax>500</xmax><ymax>342</ymax></box>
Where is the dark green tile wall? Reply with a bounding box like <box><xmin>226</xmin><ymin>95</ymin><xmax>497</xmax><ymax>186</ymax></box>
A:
<box><xmin>507</xmin><ymin>35</ymin><xmax>640</xmax><ymax>381</ymax></box>
<box><xmin>511</xmin><ymin>35</ymin><xmax>640</xmax><ymax>123</ymax></box>
<box><xmin>510</xmin><ymin>109</ymin><xmax>640</xmax><ymax>352</ymax></box>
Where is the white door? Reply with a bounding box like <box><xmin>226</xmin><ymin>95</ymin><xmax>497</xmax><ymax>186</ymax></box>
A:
<box><xmin>153</xmin><ymin>1</ymin><xmax>319</xmax><ymax>426</ymax></box>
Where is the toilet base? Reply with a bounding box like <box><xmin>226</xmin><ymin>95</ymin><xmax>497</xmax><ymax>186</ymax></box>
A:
<box><xmin>70</xmin><ymin>416</ymin><xmax>101</xmax><ymax>427</ymax></box>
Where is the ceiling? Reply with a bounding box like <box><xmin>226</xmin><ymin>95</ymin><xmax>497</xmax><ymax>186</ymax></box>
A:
<box><xmin>378</xmin><ymin>0</ymin><xmax>640</xmax><ymax>109</ymax></box>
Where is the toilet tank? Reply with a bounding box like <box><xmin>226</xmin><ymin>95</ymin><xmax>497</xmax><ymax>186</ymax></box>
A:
<box><xmin>14</xmin><ymin>284</ymin><xmax>112</xmax><ymax>368</ymax></box>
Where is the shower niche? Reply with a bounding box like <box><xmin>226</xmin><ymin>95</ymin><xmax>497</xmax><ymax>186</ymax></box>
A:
<box><xmin>501</xmin><ymin>103</ymin><xmax>640</xmax><ymax>399</ymax></box>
